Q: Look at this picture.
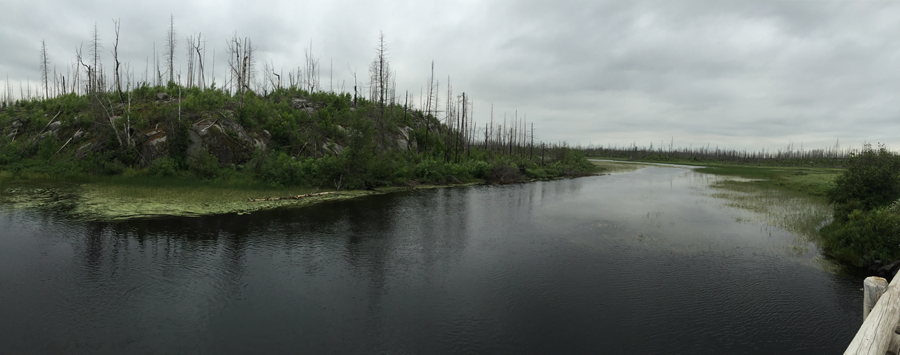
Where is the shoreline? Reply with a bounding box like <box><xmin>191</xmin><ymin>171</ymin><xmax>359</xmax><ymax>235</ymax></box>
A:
<box><xmin>0</xmin><ymin>172</ymin><xmax>605</xmax><ymax>221</ymax></box>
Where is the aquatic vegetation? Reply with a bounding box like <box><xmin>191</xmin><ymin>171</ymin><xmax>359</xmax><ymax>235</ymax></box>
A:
<box><xmin>589</xmin><ymin>160</ymin><xmax>649</xmax><ymax>174</ymax></box>
<box><xmin>709</xmin><ymin>179</ymin><xmax>830</xmax><ymax>235</ymax></box>
<box><xmin>0</xmin><ymin>176</ymin><xmax>475</xmax><ymax>221</ymax></box>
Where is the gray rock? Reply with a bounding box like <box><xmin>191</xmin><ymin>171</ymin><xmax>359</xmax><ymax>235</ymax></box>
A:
<box><xmin>48</xmin><ymin>121</ymin><xmax>61</xmax><ymax>131</ymax></box>
<box><xmin>262</xmin><ymin>130</ymin><xmax>272</xmax><ymax>139</ymax></box>
<box><xmin>75</xmin><ymin>143</ymin><xmax>92</xmax><ymax>159</ymax></box>
<box><xmin>10</xmin><ymin>120</ymin><xmax>22</xmax><ymax>128</ymax></box>
<box><xmin>72</xmin><ymin>130</ymin><xmax>86</xmax><ymax>142</ymax></box>
<box><xmin>148</xmin><ymin>135</ymin><xmax>167</xmax><ymax>146</ymax></box>
<box><xmin>292</xmin><ymin>98</ymin><xmax>310</xmax><ymax>109</ymax></box>
<box><xmin>156</xmin><ymin>92</ymin><xmax>168</xmax><ymax>100</ymax></box>
<box><xmin>322</xmin><ymin>141</ymin><xmax>344</xmax><ymax>156</ymax></box>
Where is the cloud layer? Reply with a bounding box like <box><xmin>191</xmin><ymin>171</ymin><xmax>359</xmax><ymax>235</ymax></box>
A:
<box><xmin>2</xmin><ymin>0</ymin><xmax>898</xmax><ymax>150</ymax></box>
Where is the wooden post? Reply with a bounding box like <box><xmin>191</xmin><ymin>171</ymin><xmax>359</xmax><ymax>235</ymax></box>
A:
<box><xmin>846</xmin><ymin>276</ymin><xmax>900</xmax><ymax>354</ymax></box>
<box><xmin>865</xmin><ymin>277</ymin><xmax>889</xmax><ymax>321</ymax></box>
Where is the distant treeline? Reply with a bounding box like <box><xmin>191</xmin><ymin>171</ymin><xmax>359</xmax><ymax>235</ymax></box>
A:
<box><xmin>581</xmin><ymin>141</ymin><xmax>859</xmax><ymax>168</ymax></box>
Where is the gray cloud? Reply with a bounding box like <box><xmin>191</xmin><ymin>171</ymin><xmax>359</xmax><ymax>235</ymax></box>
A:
<box><xmin>2</xmin><ymin>0</ymin><xmax>898</xmax><ymax>151</ymax></box>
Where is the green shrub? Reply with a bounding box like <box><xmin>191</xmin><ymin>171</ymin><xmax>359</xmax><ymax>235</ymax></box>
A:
<box><xmin>820</xmin><ymin>208</ymin><xmax>900</xmax><ymax>265</ymax></box>
<box><xmin>827</xmin><ymin>144</ymin><xmax>900</xmax><ymax>219</ymax></box>
<box><xmin>37</xmin><ymin>135</ymin><xmax>58</xmax><ymax>160</ymax></box>
<box><xmin>148</xmin><ymin>157</ymin><xmax>180</xmax><ymax>177</ymax></box>
<box><xmin>188</xmin><ymin>148</ymin><xmax>220</xmax><ymax>180</ymax></box>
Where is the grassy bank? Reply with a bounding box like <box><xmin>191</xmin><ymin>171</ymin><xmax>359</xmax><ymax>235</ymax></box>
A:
<box><xmin>694</xmin><ymin>164</ymin><xmax>841</xmax><ymax>198</ymax></box>
<box><xmin>0</xmin><ymin>172</ymin><xmax>481</xmax><ymax>221</ymax></box>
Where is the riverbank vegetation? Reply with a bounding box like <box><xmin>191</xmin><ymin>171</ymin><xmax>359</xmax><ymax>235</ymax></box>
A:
<box><xmin>591</xmin><ymin>143</ymin><xmax>900</xmax><ymax>269</ymax></box>
<box><xmin>818</xmin><ymin>144</ymin><xmax>900</xmax><ymax>265</ymax></box>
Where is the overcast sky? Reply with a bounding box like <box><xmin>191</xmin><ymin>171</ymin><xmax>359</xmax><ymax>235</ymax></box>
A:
<box><xmin>2</xmin><ymin>0</ymin><xmax>898</xmax><ymax>151</ymax></box>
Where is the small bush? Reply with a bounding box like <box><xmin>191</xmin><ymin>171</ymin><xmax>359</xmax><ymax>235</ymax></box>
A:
<box><xmin>827</xmin><ymin>144</ymin><xmax>900</xmax><ymax>220</ymax></box>
<box><xmin>148</xmin><ymin>157</ymin><xmax>180</xmax><ymax>177</ymax></box>
<box><xmin>820</xmin><ymin>208</ymin><xmax>900</xmax><ymax>265</ymax></box>
<box><xmin>188</xmin><ymin>148</ymin><xmax>220</xmax><ymax>180</ymax></box>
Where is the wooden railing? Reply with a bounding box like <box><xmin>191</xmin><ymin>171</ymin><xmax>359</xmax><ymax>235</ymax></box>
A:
<box><xmin>846</xmin><ymin>275</ymin><xmax>900</xmax><ymax>354</ymax></box>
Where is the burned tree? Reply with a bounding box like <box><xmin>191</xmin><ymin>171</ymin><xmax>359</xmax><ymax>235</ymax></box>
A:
<box><xmin>112</xmin><ymin>19</ymin><xmax>124</xmax><ymax>102</ymax></box>
<box><xmin>40</xmin><ymin>40</ymin><xmax>49</xmax><ymax>99</ymax></box>
<box><xmin>227</xmin><ymin>34</ymin><xmax>254</xmax><ymax>104</ymax></box>
<box><xmin>166</xmin><ymin>14</ymin><xmax>176</xmax><ymax>85</ymax></box>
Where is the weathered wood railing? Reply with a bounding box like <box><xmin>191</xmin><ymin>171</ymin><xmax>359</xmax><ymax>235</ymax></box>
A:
<box><xmin>845</xmin><ymin>275</ymin><xmax>900</xmax><ymax>354</ymax></box>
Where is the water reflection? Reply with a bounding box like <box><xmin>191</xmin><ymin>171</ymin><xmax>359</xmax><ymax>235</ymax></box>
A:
<box><xmin>0</xmin><ymin>167</ymin><xmax>863</xmax><ymax>354</ymax></box>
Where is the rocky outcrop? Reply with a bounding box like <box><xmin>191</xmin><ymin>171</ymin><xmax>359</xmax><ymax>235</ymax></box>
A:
<box><xmin>396</xmin><ymin>126</ymin><xmax>417</xmax><ymax>151</ymax></box>
<box><xmin>321</xmin><ymin>140</ymin><xmax>344</xmax><ymax>156</ymax></box>
<box><xmin>140</xmin><ymin>129</ymin><xmax>168</xmax><ymax>162</ymax></box>
<box><xmin>187</xmin><ymin>119</ymin><xmax>252</xmax><ymax>165</ymax></box>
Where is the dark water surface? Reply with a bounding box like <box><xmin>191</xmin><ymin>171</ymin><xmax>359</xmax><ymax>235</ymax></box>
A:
<box><xmin>0</xmin><ymin>167</ymin><xmax>861</xmax><ymax>354</ymax></box>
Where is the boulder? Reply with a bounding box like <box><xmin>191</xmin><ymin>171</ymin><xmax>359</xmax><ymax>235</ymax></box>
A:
<box><xmin>880</xmin><ymin>260</ymin><xmax>900</xmax><ymax>277</ymax></box>
<box><xmin>156</xmin><ymin>92</ymin><xmax>168</xmax><ymax>101</ymax></box>
<box><xmin>139</xmin><ymin>129</ymin><xmax>169</xmax><ymax>162</ymax></box>
<box><xmin>395</xmin><ymin>126</ymin><xmax>417</xmax><ymax>151</ymax></box>
<box><xmin>186</xmin><ymin>119</ymin><xmax>253</xmax><ymax>165</ymax></box>
<box><xmin>48</xmin><ymin>121</ymin><xmax>61</xmax><ymax>131</ymax></box>
<box><xmin>321</xmin><ymin>141</ymin><xmax>344</xmax><ymax>156</ymax></box>
<box><xmin>10</xmin><ymin>120</ymin><xmax>22</xmax><ymax>128</ymax></box>
<box><xmin>292</xmin><ymin>98</ymin><xmax>310</xmax><ymax>109</ymax></box>
<box><xmin>74</xmin><ymin>143</ymin><xmax>92</xmax><ymax>159</ymax></box>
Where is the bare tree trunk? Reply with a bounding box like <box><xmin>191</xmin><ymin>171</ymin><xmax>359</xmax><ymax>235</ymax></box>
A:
<box><xmin>40</xmin><ymin>40</ymin><xmax>49</xmax><ymax>99</ymax></box>
<box><xmin>112</xmin><ymin>19</ymin><xmax>124</xmax><ymax>103</ymax></box>
<box><xmin>193</xmin><ymin>33</ymin><xmax>204</xmax><ymax>88</ymax></box>
<box><xmin>167</xmin><ymin>15</ymin><xmax>176</xmax><ymax>85</ymax></box>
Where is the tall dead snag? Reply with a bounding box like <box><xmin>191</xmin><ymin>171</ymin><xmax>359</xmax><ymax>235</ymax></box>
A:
<box><xmin>192</xmin><ymin>33</ymin><xmax>205</xmax><ymax>88</ymax></box>
<box><xmin>185</xmin><ymin>35</ymin><xmax>194</xmax><ymax>88</ymax></box>
<box><xmin>227</xmin><ymin>34</ymin><xmax>253</xmax><ymax>104</ymax></box>
<box><xmin>40</xmin><ymin>40</ymin><xmax>49</xmax><ymax>99</ymax></box>
<box><xmin>304</xmin><ymin>41</ymin><xmax>319</xmax><ymax>93</ymax></box>
<box><xmin>368</xmin><ymin>32</ymin><xmax>392</xmax><ymax>149</ymax></box>
<box><xmin>112</xmin><ymin>19</ymin><xmax>124</xmax><ymax>103</ymax></box>
<box><xmin>167</xmin><ymin>14</ymin><xmax>176</xmax><ymax>85</ymax></box>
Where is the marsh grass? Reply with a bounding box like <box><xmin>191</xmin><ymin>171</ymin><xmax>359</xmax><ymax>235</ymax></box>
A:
<box><xmin>696</xmin><ymin>165</ymin><xmax>840</xmax><ymax>197</ymax></box>
<box><xmin>710</xmin><ymin>179</ymin><xmax>831</xmax><ymax>238</ymax></box>
<box><xmin>706</xmin><ymin>177</ymin><xmax>843</xmax><ymax>271</ymax></box>
<box><xmin>589</xmin><ymin>160</ymin><xmax>649</xmax><ymax>174</ymax></box>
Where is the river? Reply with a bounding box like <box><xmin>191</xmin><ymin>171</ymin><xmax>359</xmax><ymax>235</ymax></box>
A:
<box><xmin>0</xmin><ymin>165</ymin><xmax>862</xmax><ymax>354</ymax></box>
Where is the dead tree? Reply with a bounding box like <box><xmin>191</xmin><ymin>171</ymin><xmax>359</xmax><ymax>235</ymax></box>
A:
<box><xmin>368</xmin><ymin>32</ymin><xmax>392</xmax><ymax>149</ymax></box>
<box><xmin>166</xmin><ymin>15</ymin><xmax>176</xmax><ymax>85</ymax></box>
<box><xmin>227</xmin><ymin>34</ymin><xmax>254</xmax><ymax>104</ymax></box>
<box><xmin>304</xmin><ymin>41</ymin><xmax>319</xmax><ymax>93</ymax></box>
<box><xmin>192</xmin><ymin>33</ymin><xmax>205</xmax><ymax>88</ymax></box>
<box><xmin>40</xmin><ymin>40</ymin><xmax>49</xmax><ymax>99</ymax></box>
<box><xmin>112</xmin><ymin>19</ymin><xmax>124</xmax><ymax>103</ymax></box>
<box><xmin>185</xmin><ymin>35</ymin><xmax>195</xmax><ymax>88</ymax></box>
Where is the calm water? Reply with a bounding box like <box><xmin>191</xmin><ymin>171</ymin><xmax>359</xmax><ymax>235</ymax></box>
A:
<box><xmin>0</xmin><ymin>166</ymin><xmax>862</xmax><ymax>354</ymax></box>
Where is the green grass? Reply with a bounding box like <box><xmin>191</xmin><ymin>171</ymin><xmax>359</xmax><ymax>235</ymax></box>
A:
<box><xmin>589</xmin><ymin>160</ymin><xmax>650</xmax><ymax>174</ymax></box>
<box><xmin>694</xmin><ymin>164</ymin><xmax>841</xmax><ymax>198</ymax></box>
